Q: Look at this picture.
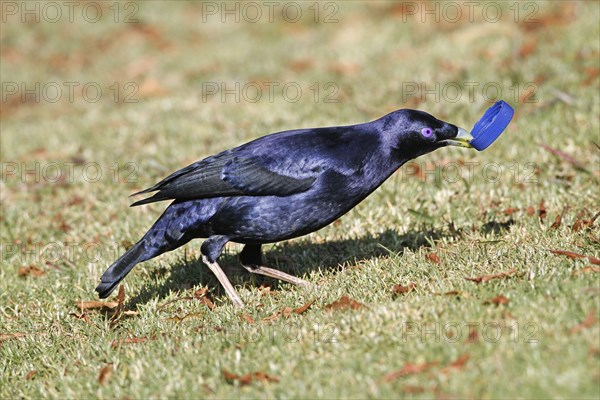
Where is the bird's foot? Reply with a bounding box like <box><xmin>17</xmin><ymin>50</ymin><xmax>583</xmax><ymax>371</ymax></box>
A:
<box><xmin>201</xmin><ymin>256</ymin><xmax>245</xmax><ymax>308</ymax></box>
<box><xmin>241</xmin><ymin>263</ymin><xmax>312</xmax><ymax>288</ymax></box>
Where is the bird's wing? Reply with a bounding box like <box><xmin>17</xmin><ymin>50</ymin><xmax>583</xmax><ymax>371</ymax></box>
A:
<box><xmin>130</xmin><ymin>153</ymin><xmax>317</xmax><ymax>206</ymax></box>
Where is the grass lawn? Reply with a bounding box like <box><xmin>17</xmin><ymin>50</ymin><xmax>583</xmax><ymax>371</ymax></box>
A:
<box><xmin>1</xmin><ymin>1</ymin><xmax>599</xmax><ymax>398</ymax></box>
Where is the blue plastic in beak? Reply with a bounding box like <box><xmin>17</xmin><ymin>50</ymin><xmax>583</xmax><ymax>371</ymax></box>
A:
<box><xmin>470</xmin><ymin>100</ymin><xmax>514</xmax><ymax>151</ymax></box>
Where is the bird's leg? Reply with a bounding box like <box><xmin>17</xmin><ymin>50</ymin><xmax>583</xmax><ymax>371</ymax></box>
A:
<box><xmin>201</xmin><ymin>256</ymin><xmax>244</xmax><ymax>308</ymax></box>
<box><xmin>201</xmin><ymin>236</ymin><xmax>244</xmax><ymax>308</ymax></box>
<box><xmin>240</xmin><ymin>244</ymin><xmax>311</xmax><ymax>287</ymax></box>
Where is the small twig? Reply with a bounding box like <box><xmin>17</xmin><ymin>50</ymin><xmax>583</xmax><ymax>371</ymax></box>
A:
<box><xmin>540</xmin><ymin>143</ymin><xmax>588</xmax><ymax>172</ymax></box>
<box><xmin>157</xmin><ymin>296</ymin><xmax>194</xmax><ymax>311</ymax></box>
<box><xmin>109</xmin><ymin>285</ymin><xmax>126</xmax><ymax>328</ymax></box>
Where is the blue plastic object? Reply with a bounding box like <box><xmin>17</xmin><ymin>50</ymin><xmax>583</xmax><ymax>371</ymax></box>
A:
<box><xmin>470</xmin><ymin>100</ymin><xmax>514</xmax><ymax>151</ymax></box>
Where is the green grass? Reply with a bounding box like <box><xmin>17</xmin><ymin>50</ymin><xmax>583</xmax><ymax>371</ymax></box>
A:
<box><xmin>1</xmin><ymin>1</ymin><xmax>599</xmax><ymax>398</ymax></box>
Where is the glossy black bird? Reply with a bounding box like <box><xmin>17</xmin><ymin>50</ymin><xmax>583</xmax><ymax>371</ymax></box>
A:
<box><xmin>96</xmin><ymin>109</ymin><xmax>474</xmax><ymax>307</ymax></box>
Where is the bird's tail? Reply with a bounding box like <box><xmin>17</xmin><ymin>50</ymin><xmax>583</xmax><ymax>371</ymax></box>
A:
<box><xmin>95</xmin><ymin>240</ymin><xmax>148</xmax><ymax>299</ymax></box>
<box><xmin>95</xmin><ymin>200</ymin><xmax>212</xmax><ymax>299</ymax></box>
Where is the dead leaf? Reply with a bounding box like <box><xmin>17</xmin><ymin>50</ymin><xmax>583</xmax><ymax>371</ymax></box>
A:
<box><xmin>67</xmin><ymin>195</ymin><xmax>85</xmax><ymax>206</ymax></box>
<box><xmin>441</xmin><ymin>354</ymin><xmax>470</xmax><ymax>373</ymax></box>
<box><xmin>484</xmin><ymin>295</ymin><xmax>510</xmax><ymax>306</ymax></box>
<box><xmin>324</xmin><ymin>295</ymin><xmax>365</xmax><ymax>311</ymax></box>
<box><xmin>383</xmin><ymin>362</ymin><xmax>438</xmax><ymax>382</ymax></box>
<box><xmin>426</xmin><ymin>252</ymin><xmax>441</xmax><ymax>264</ymax></box>
<box><xmin>465</xmin><ymin>269</ymin><xmax>519</xmax><ymax>283</ymax></box>
<box><xmin>0</xmin><ymin>333</ymin><xmax>26</xmax><ymax>343</ymax></box>
<box><xmin>138</xmin><ymin>78</ymin><xmax>167</xmax><ymax>98</ymax></box>
<box><xmin>570</xmin><ymin>311</ymin><xmax>598</xmax><ymax>334</ymax></box>
<box><xmin>519</xmin><ymin>82</ymin><xmax>538</xmax><ymax>103</ymax></box>
<box><xmin>583</xmin><ymin>67</ymin><xmax>600</xmax><ymax>86</ymax></box>
<box><xmin>402</xmin><ymin>385</ymin><xmax>425</xmax><ymax>394</ymax></box>
<box><xmin>69</xmin><ymin>312</ymin><xmax>91</xmax><ymax>323</ymax></box>
<box><xmin>17</xmin><ymin>265</ymin><xmax>45</xmax><ymax>277</ymax></box>
<box><xmin>441</xmin><ymin>290</ymin><xmax>461</xmax><ymax>296</ymax></box>
<box><xmin>518</xmin><ymin>36</ymin><xmax>537</xmax><ymax>58</ymax></box>
<box><xmin>551</xmin><ymin>214</ymin><xmax>561</xmax><ymax>229</ymax></box>
<box><xmin>193</xmin><ymin>287</ymin><xmax>208</xmax><ymax>298</ymax></box>
<box><xmin>293</xmin><ymin>299</ymin><xmax>315</xmax><ymax>315</ymax></box>
<box><xmin>282</xmin><ymin>307</ymin><xmax>293</xmax><ymax>318</ymax></box>
<box><xmin>504</xmin><ymin>208</ymin><xmax>518</xmax><ymax>216</ymax></box>
<box><xmin>521</xmin><ymin>2</ymin><xmax>576</xmax><ymax>32</ymax></box>
<box><xmin>551</xmin><ymin>206</ymin><xmax>569</xmax><ymax>230</ymax></box>
<box><xmin>288</xmin><ymin>59</ymin><xmax>313</xmax><ymax>72</ymax></box>
<box><xmin>538</xmin><ymin>200</ymin><xmax>547</xmax><ymax>221</ymax></box>
<box><xmin>572</xmin><ymin>212</ymin><xmax>600</xmax><ymax>232</ymax></box>
<box><xmin>240</xmin><ymin>314</ymin><xmax>255</xmax><ymax>324</ymax></box>
<box><xmin>98</xmin><ymin>364</ymin><xmax>113</xmax><ymax>385</ymax></box>
<box><xmin>25</xmin><ymin>370</ymin><xmax>37</xmax><ymax>380</ymax></box>
<box><xmin>220</xmin><ymin>364</ymin><xmax>242</xmax><ymax>379</ymax></box>
<box><xmin>259</xmin><ymin>286</ymin><xmax>280</xmax><ymax>296</ymax></box>
<box><xmin>201</xmin><ymin>296</ymin><xmax>215</xmax><ymax>311</ymax></box>
<box><xmin>327</xmin><ymin>62</ymin><xmax>360</xmax><ymax>76</ymax></box>
<box><xmin>572</xmin><ymin>220</ymin><xmax>585</xmax><ymax>232</ymax></box>
<box><xmin>550</xmin><ymin>250</ymin><xmax>600</xmax><ymax>265</ymax></box>
<box><xmin>221</xmin><ymin>369</ymin><xmax>279</xmax><ymax>386</ymax></box>
<box><xmin>573</xmin><ymin>266</ymin><xmax>600</xmax><ymax>275</ymax></box>
<box><xmin>54</xmin><ymin>212</ymin><xmax>71</xmax><ymax>232</ymax></box>
<box><xmin>76</xmin><ymin>300</ymin><xmax>119</xmax><ymax>310</ymax></box>
<box><xmin>252</xmin><ymin>371</ymin><xmax>280</xmax><ymax>383</ymax></box>
<box><xmin>466</xmin><ymin>329</ymin><xmax>479</xmax><ymax>343</ymax></box>
<box><xmin>111</xmin><ymin>336</ymin><xmax>151</xmax><ymax>348</ymax></box>
<box><xmin>244</xmin><ymin>299</ymin><xmax>314</xmax><ymax>324</ymax></box>
<box><xmin>259</xmin><ymin>286</ymin><xmax>271</xmax><ymax>296</ymax></box>
<box><xmin>261</xmin><ymin>311</ymin><xmax>282</xmax><ymax>324</ymax></box>
<box><xmin>392</xmin><ymin>283</ymin><xmax>417</xmax><ymax>295</ymax></box>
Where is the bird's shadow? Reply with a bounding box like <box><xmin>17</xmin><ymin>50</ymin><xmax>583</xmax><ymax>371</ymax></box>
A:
<box><xmin>127</xmin><ymin>225</ymin><xmax>462</xmax><ymax>308</ymax></box>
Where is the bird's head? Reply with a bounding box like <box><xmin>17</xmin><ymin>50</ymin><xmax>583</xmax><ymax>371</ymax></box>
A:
<box><xmin>380</xmin><ymin>109</ymin><xmax>473</xmax><ymax>161</ymax></box>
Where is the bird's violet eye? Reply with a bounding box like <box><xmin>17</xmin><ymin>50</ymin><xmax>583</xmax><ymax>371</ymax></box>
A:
<box><xmin>421</xmin><ymin>127</ymin><xmax>433</xmax><ymax>138</ymax></box>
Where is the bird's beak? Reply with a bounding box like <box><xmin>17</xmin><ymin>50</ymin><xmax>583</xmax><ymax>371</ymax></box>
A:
<box><xmin>442</xmin><ymin>127</ymin><xmax>474</xmax><ymax>148</ymax></box>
